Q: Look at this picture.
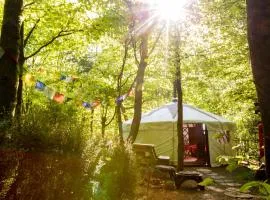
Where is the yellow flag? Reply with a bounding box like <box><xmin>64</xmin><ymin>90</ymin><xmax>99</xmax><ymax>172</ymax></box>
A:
<box><xmin>24</xmin><ymin>74</ymin><xmax>35</xmax><ymax>85</ymax></box>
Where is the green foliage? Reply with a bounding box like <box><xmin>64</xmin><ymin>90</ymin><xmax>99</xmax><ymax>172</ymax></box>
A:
<box><xmin>6</xmin><ymin>103</ymin><xmax>90</xmax><ymax>153</ymax></box>
<box><xmin>198</xmin><ymin>177</ymin><xmax>215</xmax><ymax>187</ymax></box>
<box><xmin>240</xmin><ymin>181</ymin><xmax>270</xmax><ymax>199</ymax></box>
<box><xmin>0</xmin><ymin>104</ymin><xmax>138</xmax><ymax>199</ymax></box>
<box><xmin>0</xmin><ymin>151</ymin><xmax>95</xmax><ymax>199</ymax></box>
<box><xmin>94</xmin><ymin>143</ymin><xmax>137</xmax><ymax>200</ymax></box>
<box><xmin>217</xmin><ymin>155</ymin><xmax>255</xmax><ymax>180</ymax></box>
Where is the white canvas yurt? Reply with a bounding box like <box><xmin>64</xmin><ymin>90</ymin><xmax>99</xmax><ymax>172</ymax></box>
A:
<box><xmin>123</xmin><ymin>101</ymin><xmax>235</xmax><ymax>167</ymax></box>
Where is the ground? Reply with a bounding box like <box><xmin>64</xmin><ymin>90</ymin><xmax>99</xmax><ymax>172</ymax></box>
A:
<box><xmin>0</xmin><ymin>150</ymin><xmax>264</xmax><ymax>199</ymax></box>
<box><xmin>136</xmin><ymin>167</ymin><xmax>262</xmax><ymax>200</ymax></box>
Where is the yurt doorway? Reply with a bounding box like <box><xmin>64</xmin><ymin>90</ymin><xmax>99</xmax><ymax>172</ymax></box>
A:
<box><xmin>183</xmin><ymin>123</ymin><xmax>209</xmax><ymax>166</ymax></box>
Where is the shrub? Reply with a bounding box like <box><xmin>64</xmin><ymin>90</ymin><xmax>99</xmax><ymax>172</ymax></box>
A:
<box><xmin>0</xmin><ymin>104</ymin><xmax>138</xmax><ymax>200</ymax></box>
<box><xmin>6</xmin><ymin>103</ymin><xmax>89</xmax><ymax>154</ymax></box>
<box><xmin>93</xmin><ymin>142</ymin><xmax>137</xmax><ymax>200</ymax></box>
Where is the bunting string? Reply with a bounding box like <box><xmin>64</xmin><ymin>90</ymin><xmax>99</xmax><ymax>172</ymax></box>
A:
<box><xmin>24</xmin><ymin>73</ymin><xmax>133</xmax><ymax>109</ymax></box>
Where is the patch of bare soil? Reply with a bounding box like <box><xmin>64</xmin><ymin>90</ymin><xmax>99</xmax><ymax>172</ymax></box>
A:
<box><xmin>136</xmin><ymin>167</ymin><xmax>263</xmax><ymax>200</ymax></box>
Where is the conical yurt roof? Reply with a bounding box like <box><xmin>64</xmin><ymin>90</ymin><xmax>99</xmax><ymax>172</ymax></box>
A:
<box><xmin>124</xmin><ymin>102</ymin><xmax>234</xmax><ymax>126</ymax></box>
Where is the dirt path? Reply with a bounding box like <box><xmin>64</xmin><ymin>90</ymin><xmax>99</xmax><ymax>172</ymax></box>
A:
<box><xmin>136</xmin><ymin>167</ymin><xmax>262</xmax><ymax>200</ymax></box>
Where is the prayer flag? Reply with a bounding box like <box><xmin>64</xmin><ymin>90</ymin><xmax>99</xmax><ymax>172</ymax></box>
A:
<box><xmin>43</xmin><ymin>86</ymin><xmax>56</xmax><ymax>100</ymax></box>
<box><xmin>82</xmin><ymin>102</ymin><xmax>91</xmax><ymax>109</ymax></box>
<box><xmin>91</xmin><ymin>100</ymin><xmax>100</xmax><ymax>108</ymax></box>
<box><xmin>116</xmin><ymin>94</ymin><xmax>127</xmax><ymax>104</ymax></box>
<box><xmin>65</xmin><ymin>76</ymin><xmax>73</xmax><ymax>83</ymax></box>
<box><xmin>35</xmin><ymin>81</ymin><xmax>46</xmax><ymax>91</ymax></box>
<box><xmin>24</xmin><ymin>74</ymin><xmax>35</xmax><ymax>85</ymax></box>
<box><xmin>128</xmin><ymin>88</ymin><xmax>134</xmax><ymax>97</ymax></box>
<box><xmin>53</xmin><ymin>92</ymin><xmax>65</xmax><ymax>103</ymax></box>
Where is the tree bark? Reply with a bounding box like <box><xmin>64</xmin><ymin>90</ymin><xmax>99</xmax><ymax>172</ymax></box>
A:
<box><xmin>116</xmin><ymin>39</ymin><xmax>129</xmax><ymax>143</ymax></box>
<box><xmin>0</xmin><ymin>0</ymin><xmax>23</xmax><ymax>123</ymax></box>
<box><xmin>116</xmin><ymin>105</ymin><xmax>124</xmax><ymax>142</ymax></box>
<box><xmin>128</xmin><ymin>31</ymin><xmax>148</xmax><ymax>143</ymax></box>
<box><xmin>173</xmin><ymin>28</ymin><xmax>184</xmax><ymax>171</ymax></box>
<box><xmin>247</xmin><ymin>1</ymin><xmax>270</xmax><ymax>179</ymax></box>
<box><xmin>15</xmin><ymin>21</ymin><xmax>25</xmax><ymax>118</ymax></box>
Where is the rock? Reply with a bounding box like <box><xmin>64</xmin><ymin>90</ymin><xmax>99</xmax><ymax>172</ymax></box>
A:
<box><xmin>180</xmin><ymin>180</ymin><xmax>198</xmax><ymax>189</ymax></box>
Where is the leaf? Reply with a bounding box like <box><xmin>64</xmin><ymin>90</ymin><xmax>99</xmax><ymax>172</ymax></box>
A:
<box><xmin>240</xmin><ymin>181</ymin><xmax>262</xmax><ymax>192</ymax></box>
<box><xmin>198</xmin><ymin>177</ymin><xmax>214</xmax><ymax>186</ymax></box>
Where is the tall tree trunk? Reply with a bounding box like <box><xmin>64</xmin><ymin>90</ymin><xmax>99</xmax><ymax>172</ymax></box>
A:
<box><xmin>116</xmin><ymin>39</ymin><xmax>129</xmax><ymax>143</ymax></box>
<box><xmin>128</xmin><ymin>31</ymin><xmax>148</xmax><ymax>143</ymax></box>
<box><xmin>247</xmin><ymin>1</ymin><xmax>270</xmax><ymax>179</ymax></box>
<box><xmin>16</xmin><ymin>21</ymin><xmax>25</xmax><ymax>118</ymax></box>
<box><xmin>0</xmin><ymin>0</ymin><xmax>23</xmax><ymax>123</ymax></box>
<box><xmin>173</xmin><ymin>28</ymin><xmax>184</xmax><ymax>171</ymax></box>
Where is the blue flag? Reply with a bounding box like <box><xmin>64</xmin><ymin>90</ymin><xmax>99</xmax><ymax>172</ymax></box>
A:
<box><xmin>35</xmin><ymin>81</ymin><xmax>46</xmax><ymax>91</ymax></box>
<box><xmin>82</xmin><ymin>102</ymin><xmax>91</xmax><ymax>109</ymax></box>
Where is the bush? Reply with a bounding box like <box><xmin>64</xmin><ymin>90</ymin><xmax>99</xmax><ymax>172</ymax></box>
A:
<box><xmin>0</xmin><ymin>104</ymin><xmax>138</xmax><ymax>200</ymax></box>
<box><xmin>93</xmin><ymin>142</ymin><xmax>137</xmax><ymax>200</ymax></box>
<box><xmin>6</xmin><ymin>103</ymin><xmax>89</xmax><ymax>154</ymax></box>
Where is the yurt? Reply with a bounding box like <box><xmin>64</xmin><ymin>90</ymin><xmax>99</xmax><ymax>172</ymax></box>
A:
<box><xmin>123</xmin><ymin>101</ymin><xmax>235</xmax><ymax>167</ymax></box>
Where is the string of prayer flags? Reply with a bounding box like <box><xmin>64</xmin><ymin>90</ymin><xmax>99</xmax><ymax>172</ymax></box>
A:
<box><xmin>35</xmin><ymin>81</ymin><xmax>46</xmax><ymax>91</ymax></box>
<box><xmin>26</xmin><ymin>74</ymin><xmax>100</xmax><ymax>109</ymax></box>
<box><xmin>53</xmin><ymin>92</ymin><xmax>65</xmax><ymax>103</ymax></box>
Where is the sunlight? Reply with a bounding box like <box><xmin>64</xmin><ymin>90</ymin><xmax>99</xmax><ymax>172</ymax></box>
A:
<box><xmin>151</xmin><ymin>0</ymin><xmax>189</xmax><ymax>21</ymax></box>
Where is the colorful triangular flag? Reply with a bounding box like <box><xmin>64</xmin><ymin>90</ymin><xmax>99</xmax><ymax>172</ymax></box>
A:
<box><xmin>35</xmin><ymin>81</ymin><xmax>46</xmax><ymax>91</ymax></box>
<box><xmin>43</xmin><ymin>86</ymin><xmax>56</xmax><ymax>100</ymax></box>
<box><xmin>53</xmin><ymin>92</ymin><xmax>65</xmax><ymax>103</ymax></box>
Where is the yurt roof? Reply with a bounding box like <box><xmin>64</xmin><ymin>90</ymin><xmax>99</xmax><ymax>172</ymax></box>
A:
<box><xmin>124</xmin><ymin>102</ymin><xmax>234</xmax><ymax>125</ymax></box>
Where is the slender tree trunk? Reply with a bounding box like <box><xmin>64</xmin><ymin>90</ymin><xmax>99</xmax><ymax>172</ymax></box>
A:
<box><xmin>116</xmin><ymin>105</ymin><xmax>124</xmax><ymax>142</ymax></box>
<box><xmin>247</xmin><ymin>1</ymin><xmax>270</xmax><ymax>179</ymax></box>
<box><xmin>116</xmin><ymin>40</ymin><xmax>129</xmax><ymax>143</ymax></box>
<box><xmin>128</xmin><ymin>31</ymin><xmax>148</xmax><ymax>143</ymax></box>
<box><xmin>173</xmin><ymin>28</ymin><xmax>184</xmax><ymax>171</ymax></box>
<box><xmin>16</xmin><ymin>21</ymin><xmax>25</xmax><ymax>118</ymax></box>
<box><xmin>0</xmin><ymin>0</ymin><xmax>23</xmax><ymax>123</ymax></box>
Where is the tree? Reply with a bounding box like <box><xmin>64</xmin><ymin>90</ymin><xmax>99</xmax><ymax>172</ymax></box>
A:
<box><xmin>247</xmin><ymin>0</ymin><xmax>270</xmax><ymax>179</ymax></box>
<box><xmin>0</xmin><ymin>0</ymin><xmax>23</xmax><ymax>123</ymax></box>
<box><xmin>172</xmin><ymin>26</ymin><xmax>184</xmax><ymax>171</ymax></box>
<box><xmin>128</xmin><ymin>2</ymin><xmax>150</xmax><ymax>142</ymax></box>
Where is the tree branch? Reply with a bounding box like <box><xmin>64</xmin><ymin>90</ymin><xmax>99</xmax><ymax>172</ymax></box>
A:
<box><xmin>25</xmin><ymin>29</ymin><xmax>82</xmax><ymax>60</ymax></box>
<box><xmin>117</xmin><ymin>38</ymin><xmax>130</xmax><ymax>95</ymax></box>
<box><xmin>105</xmin><ymin>109</ymin><xmax>116</xmax><ymax>127</ymax></box>
<box><xmin>24</xmin><ymin>18</ymin><xmax>40</xmax><ymax>48</ymax></box>
<box><xmin>148</xmin><ymin>24</ymin><xmax>165</xmax><ymax>56</ymax></box>
<box><xmin>23</xmin><ymin>2</ymin><xmax>35</xmax><ymax>10</ymax></box>
<box><xmin>132</xmin><ymin>38</ymin><xmax>140</xmax><ymax>65</ymax></box>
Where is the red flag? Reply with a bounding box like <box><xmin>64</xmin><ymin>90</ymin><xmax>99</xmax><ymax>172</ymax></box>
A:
<box><xmin>53</xmin><ymin>92</ymin><xmax>65</xmax><ymax>103</ymax></box>
<box><xmin>91</xmin><ymin>100</ymin><xmax>100</xmax><ymax>108</ymax></box>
